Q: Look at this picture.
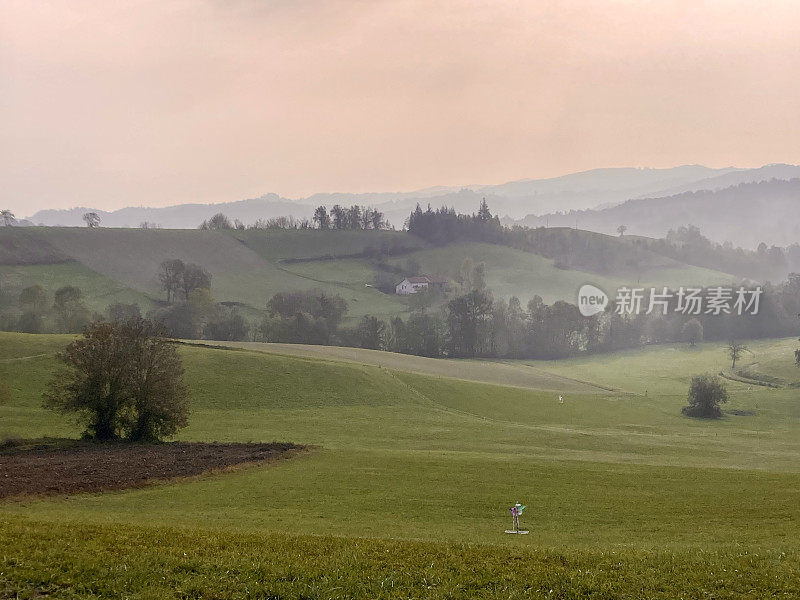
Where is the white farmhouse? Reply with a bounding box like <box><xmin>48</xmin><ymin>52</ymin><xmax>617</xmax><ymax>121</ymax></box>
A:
<box><xmin>395</xmin><ymin>275</ymin><xmax>446</xmax><ymax>295</ymax></box>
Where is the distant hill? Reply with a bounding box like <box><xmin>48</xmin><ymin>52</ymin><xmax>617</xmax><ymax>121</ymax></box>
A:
<box><xmin>25</xmin><ymin>164</ymin><xmax>798</xmax><ymax>231</ymax></box>
<box><xmin>26</xmin><ymin>195</ymin><xmax>317</xmax><ymax>229</ymax></box>
<box><xmin>635</xmin><ymin>164</ymin><xmax>800</xmax><ymax>198</ymax></box>
<box><xmin>518</xmin><ymin>178</ymin><xmax>800</xmax><ymax>248</ymax></box>
<box><xmin>360</xmin><ymin>165</ymin><xmax>744</xmax><ymax>224</ymax></box>
<box><xmin>0</xmin><ymin>227</ymin><xmax>735</xmax><ymax>322</ymax></box>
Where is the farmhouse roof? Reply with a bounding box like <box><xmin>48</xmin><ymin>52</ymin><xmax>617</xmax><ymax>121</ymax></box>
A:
<box><xmin>424</xmin><ymin>274</ymin><xmax>447</xmax><ymax>283</ymax></box>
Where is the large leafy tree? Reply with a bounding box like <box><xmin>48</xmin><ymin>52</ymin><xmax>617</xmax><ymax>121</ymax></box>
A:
<box><xmin>44</xmin><ymin>319</ymin><xmax>189</xmax><ymax>441</ymax></box>
<box><xmin>45</xmin><ymin>322</ymin><xmax>135</xmax><ymax>440</ymax></box>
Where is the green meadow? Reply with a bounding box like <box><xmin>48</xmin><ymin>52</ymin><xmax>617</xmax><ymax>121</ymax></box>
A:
<box><xmin>2</xmin><ymin>332</ymin><xmax>800</xmax><ymax>597</ymax></box>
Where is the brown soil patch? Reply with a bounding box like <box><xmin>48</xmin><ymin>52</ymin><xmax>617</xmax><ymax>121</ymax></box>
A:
<box><xmin>0</xmin><ymin>440</ymin><xmax>304</xmax><ymax>500</ymax></box>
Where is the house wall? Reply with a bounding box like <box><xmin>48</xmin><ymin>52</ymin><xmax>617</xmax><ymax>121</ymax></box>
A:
<box><xmin>396</xmin><ymin>280</ymin><xmax>428</xmax><ymax>295</ymax></box>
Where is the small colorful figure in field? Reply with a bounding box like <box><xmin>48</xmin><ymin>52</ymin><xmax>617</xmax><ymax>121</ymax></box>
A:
<box><xmin>505</xmin><ymin>502</ymin><xmax>528</xmax><ymax>534</ymax></box>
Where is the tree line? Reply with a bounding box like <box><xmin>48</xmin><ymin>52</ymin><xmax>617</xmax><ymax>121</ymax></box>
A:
<box><xmin>249</xmin><ymin>278</ymin><xmax>800</xmax><ymax>360</ymax></box>
<box><xmin>197</xmin><ymin>205</ymin><xmax>390</xmax><ymax>232</ymax></box>
<box><xmin>4</xmin><ymin>267</ymin><xmax>799</xmax><ymax>361</ymax></box>
<box><xmin>406</xmin><ymin>201</ymin><xmax>800</xmax><ymax>282</ymax></box>
<box><xmin>2</xmin><ymin>284</ymin><xmax>94</xmax><ymax>334</ymax></box>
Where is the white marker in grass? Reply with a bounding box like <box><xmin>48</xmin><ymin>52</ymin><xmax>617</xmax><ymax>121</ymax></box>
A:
<box><xmin>505</xmin><ymin>502</ymin><xmax>529</xmax><ymax>534</ymax></box>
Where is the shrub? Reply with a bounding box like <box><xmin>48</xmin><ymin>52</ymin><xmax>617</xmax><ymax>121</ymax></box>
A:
<box><xmin>682</xmin><ymin>374</ymin><xmax>728</xmax><ymax>418</ymax></box>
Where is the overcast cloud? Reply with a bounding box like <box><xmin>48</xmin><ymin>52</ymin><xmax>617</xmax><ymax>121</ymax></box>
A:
<box><xmin>2</xmin><ymin>0</ymin><xmax>799</xmax><ymax>216</ymax></box>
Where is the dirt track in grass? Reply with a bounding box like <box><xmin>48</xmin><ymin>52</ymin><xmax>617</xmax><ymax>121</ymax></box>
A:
<box><xmin>0</xmin><ymin>440</ymin><xmax>303</xmax><ymax>500</ymax></box>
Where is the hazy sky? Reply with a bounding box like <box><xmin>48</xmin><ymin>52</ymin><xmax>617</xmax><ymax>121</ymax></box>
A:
<box><xmin>2</xmin><ymin>1</ymin><xmax>800</xmax><ymax>216</ymax></box>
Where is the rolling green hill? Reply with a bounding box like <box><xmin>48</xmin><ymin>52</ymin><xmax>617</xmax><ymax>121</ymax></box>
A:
<box><xmin>390</xmin><ymin>241</ymin><xmax>734</xmax><ymax>304</ymax></box>
<box><xmin>0</xmin><ymin>228</ymin><xmax>418</xmax><ymax>321</ymax></box>
<box><xmin>3</xmin><ymin>332</ymin><xmax>800</xmax><ymax>597</ymax></box>
<box><xmin>0</xmin><ymin>227</ymin><xmax>737</xmax><ymax>326</ymax></box>
<box><xmin>0</xmin><ymin>262</ymin><xmax>155</xmax><ymax>314</ymax></box>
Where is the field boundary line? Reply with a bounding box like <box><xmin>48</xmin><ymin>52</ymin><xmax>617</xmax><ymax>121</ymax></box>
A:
<box><xmin>201</xmin><ymin>340</ymin><xmax>616</xmax><ymax>394</ymax></box>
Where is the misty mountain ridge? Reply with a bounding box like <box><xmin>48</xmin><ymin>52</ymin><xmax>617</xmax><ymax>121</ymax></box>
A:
<box><xmin>519</xmin><ymin>178</ymin><xmax>800</xmax><ymax>249</ymax></box>
<box><xmin>23</xmin><ymin>164</ymin><xmax>799</xmax><ymax>247</ymax></box>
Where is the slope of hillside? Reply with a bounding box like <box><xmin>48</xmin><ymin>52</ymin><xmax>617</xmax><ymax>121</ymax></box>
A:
<box><xmin>392</xmin><ymin>242</ymin><xmax>734</xmax><ymax>304</ymax></box>
<box><xmin>232</xmin><ymin>228</ymin><xmax>427</xmax><ymax>260</ymax></box>
<box><xmin>256</xmin><ymin>234</ymin><xmax>735</xmax><ymax>310</ymax></box>
<box><xmin>0</xmin><ymin>227</ymin><xmax>739</xmax><ymax>324</ymax></box>
<box><xmin>215</xmin><ymin>340</ymin><xmax>603</xmax><ymax>393</ymax></box>
<box><xmin>26</xmin><ymin>195</ymin><xmax>318</xmax><ymax>229</ymax></box>
<box><xmin>0</xmin><ymin>228</ymin><xmax>413</xmax><ymax>320</ymax></box>
<box><xmin>5</xmin><ymin>334</ymin><xmax>800</xmax><ymax>596</ymax></box>
<box><xmin>4</xmin><ymin>333</ymin><xmax>800</xmax><ymax>551</ymax></box>
<box><xmin>0</xmin><ymin>262</ymin><xmax>156</xmax><ymax>313</ymax></box>
<box><xmin>646</xmin><ymin>163</ymin><xmax>800</xmax><ymax>198</ymax></box>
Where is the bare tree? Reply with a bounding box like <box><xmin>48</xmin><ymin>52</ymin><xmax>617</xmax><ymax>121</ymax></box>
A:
<box><xmin>159</xmin><ymin>259</ymin><xmax>185</xmax><ymax>304</ymax></box>
<box><xmin>199</xmin><ymin>213</ymin><xmax>232</xmax><ymax>230</ymax></box>
<box><xmin>617</xmin><ymin>225</ymin><xmax>627</xmax><ymax>236</ymax></box>
<box><xmin>727</xmin><ymin>340</ymin><xmax>748</xmax><ymax>369</ymax></box>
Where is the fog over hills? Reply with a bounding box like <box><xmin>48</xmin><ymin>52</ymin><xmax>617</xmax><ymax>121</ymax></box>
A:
<box><xmin>519</xmin><ymin>178</ymin><xmax>800</xmax><ymax>249</ymax></box>
<box><xmin>24</xmin><ymin>165</ymin><xmax>799</xmax><ymax>246</ymax></box>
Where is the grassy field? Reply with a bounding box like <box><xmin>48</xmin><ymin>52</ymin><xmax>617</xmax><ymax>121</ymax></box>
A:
<box><xmin>2</xmin><ymin>332</ymin><xmax>800</xmax><ymax>597</ymax></box>
<box><xmin>221</xmin><ymin>341</ymin><xmax>603</xmax><ymax>393</ymax></box>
